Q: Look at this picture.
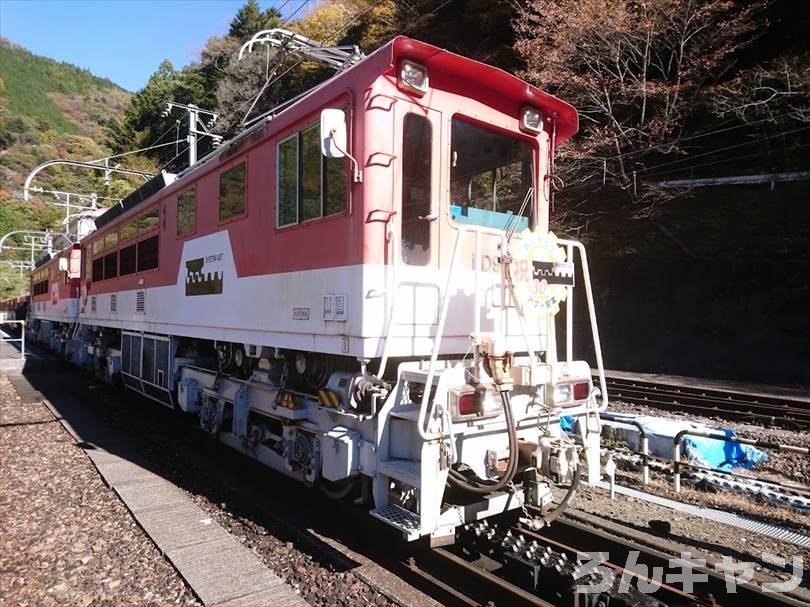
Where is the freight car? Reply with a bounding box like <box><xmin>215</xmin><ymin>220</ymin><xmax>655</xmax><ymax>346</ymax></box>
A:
<box><xmin>0</xmin><ymin>294</ymin><xmax>28</xmax><ymax>323</ymax></box>
<box><xmin>27</xmin><ymin>35</ymin><xmax>607</xmax><ymax>545</ymax></box>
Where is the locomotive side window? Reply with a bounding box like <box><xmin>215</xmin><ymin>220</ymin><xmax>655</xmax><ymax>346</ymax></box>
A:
<box><xmin>103</xmin><ymin>252</ymin><xmax>118</xmax><ymax>280</ymax></box>
<box><xmin>401</xmin><ymin>113</ymin><xmax>432</xmax><ymax>266</ymax></box>
<box><xmin>138</xmin><ymin>207</ymin><xmax>160</xmax><ymax>233</ymax></box>
<box><xmin>219</xmin><ymin>162</ymin><xmax>246</xmax><ymax>222</ymax></box>
<box><xmin>278</xmin><ymin>135</ymin><xmax>298</xmax><ymax>226</ymax></box>
<box><xmin>301</xmin><ymin>126</ymin><xmax>321</xmax><ymax>222</ymax></box>
<box><xmin>450</xmin><ymin>119</ymin><xmax>534</xmax><ymax>231</ymax></box>
<box><xmin>120</xmin><ymin>220</ymin><xmax>137</xmax><ymax>242</ymax></box>
<box><xmin>119</xmin><ymin>244</ymin><xmax>137</xmax><ymax>276</ymax></box>
<box><xmin>92</xmin><ymin>257</ymin><xmax>104</xmax><ymax>282</ymax></box>
<box><xmin>177</xmin><ymin>190</ymin><xmax>196</xmax><ymax>236</ymax></box>
<box><xmin>276</xmin><ymin>120</ymin><xmax>347</xmax><ymax>228</ymax></box>
<box><xmin>104</xmin><ymin>232</ymin><xmax>118</xmax><ymax>250</ymax></box>
<box><xmin>137</xmin><ymin>236</ymin><xmax>159</xmax><ymax>272</ymax></box>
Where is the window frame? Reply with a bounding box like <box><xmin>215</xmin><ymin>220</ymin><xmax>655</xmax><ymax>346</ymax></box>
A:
<box><xmin>218</xmin><ymin>160</ymin><xmax>248</xmax><ymax>225</ymax></box>
<box><xmin>136</xmin><ymin>234</ymin><xmax>160</xmax><ymax>273</ymax></box>
<box><xmin>275</xmin><ymin>116</ymin><xmax>349</xmax><ymax>230</ymax></box>
<box><xmin>276</xmin><ymin>132</ymin><xmax>299</xmax><ymax>227</ymax></box>
<box><xmin>448</xmin><ymin>114</ymin><xmax>539</xmax><ymax>234</ymax></box>
<box><xmin>400</xmin><ymin>112</ymin><xmax>434</xmax><ymax>267</ymax></box>
<box><xmin>119</xmin><ymin>243</ymin><xmax>137</xmax><ymax>276</ymax></box>
<box><xmin>176</xmin><ymin>187</ymin><xmax>197</xmax><ymax>238</ymax></box>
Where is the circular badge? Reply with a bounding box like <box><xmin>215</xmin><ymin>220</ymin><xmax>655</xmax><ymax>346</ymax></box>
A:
<box><xmin>510</xmin><ymin>231</ymin><xmax>572</xmax><ymax>317</ymax></box>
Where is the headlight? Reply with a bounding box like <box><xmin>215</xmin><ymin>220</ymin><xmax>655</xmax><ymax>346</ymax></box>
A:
<box><xmin>520</xmin><ymin>106</ymin><xmax>543</xmax><ymax>133</ymax></box>
<box><xmin>553</xmin><ymin>383</ymin><xmax>572</xmax><ymax>404</ymax></box>
<box><xmin>399</xmin><ymin>60</ymin><xmax>429</xmax><ymax>95</ymax></box>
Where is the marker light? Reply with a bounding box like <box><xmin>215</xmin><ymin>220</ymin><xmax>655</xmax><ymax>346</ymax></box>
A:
<box><xmin>521</xmin><ymin>106</ymin><xmax>543</xmax><ymax>133</ymax></box>
<box><xmin>458</xmin><ymin>392</ymin><xmax>476</xmax><ymax>416</ymax></box>
<box><xmin>573</xmin><ymin>382</ymin><xmax>590</xmax><ymax>400</ymax></box>
<box><xmin>399</xmin><ymin>60</ymin><xmax>429</xmax><ymax>95</ymax></box>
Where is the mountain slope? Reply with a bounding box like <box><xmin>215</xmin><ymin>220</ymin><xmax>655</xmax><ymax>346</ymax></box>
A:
<box><xmin>0</xmin><ymin>39</ymin><xmax>135</xmax><ymax>297</ymax></box>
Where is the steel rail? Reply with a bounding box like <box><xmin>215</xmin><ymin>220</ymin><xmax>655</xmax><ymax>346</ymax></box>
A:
<box><xmin>521</xmin><ymin>515</ymin><xmax>807</xmax><ymax>607</ymax></box>
<box><xmin>602</xmin><ymin>377</ymin><xmax>810</xmax><ymax>429</ymax></box>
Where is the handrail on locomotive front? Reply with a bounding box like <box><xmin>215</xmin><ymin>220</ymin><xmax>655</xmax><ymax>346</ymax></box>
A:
<box><xmin>406</xmin><ymin>224</ymin><xmax>609</xmax><ymax>441</ymax></box>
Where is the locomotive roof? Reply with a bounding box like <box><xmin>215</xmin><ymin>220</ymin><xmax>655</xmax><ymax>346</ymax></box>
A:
<box><xmin>89</xmin><ymin>36</ymin><xmax>578</xmax><ymax>239</ymax></box>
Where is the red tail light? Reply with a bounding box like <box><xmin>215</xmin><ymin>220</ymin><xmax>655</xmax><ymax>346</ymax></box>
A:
<box><xmin>573</xmin><ymin>382</ymin><xmax>590</xmax><ymax>400</ymax></box>
<box><xmin>458</xmin><ymin>392</ymin><xmax>476</xmax><ymax>415</ymax></box>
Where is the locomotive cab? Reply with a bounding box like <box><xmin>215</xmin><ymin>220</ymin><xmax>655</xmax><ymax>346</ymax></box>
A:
<box><xmin>344</xmin><ymin>40</ymin><xmax>608</xmax><ymax>544</ymax></box>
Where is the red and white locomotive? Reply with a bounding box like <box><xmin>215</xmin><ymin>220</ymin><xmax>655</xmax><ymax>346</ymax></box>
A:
<box><xmin>27</xmin><ymin>35</ymin><xmax>607</xmax><ymax>543</ymax></box>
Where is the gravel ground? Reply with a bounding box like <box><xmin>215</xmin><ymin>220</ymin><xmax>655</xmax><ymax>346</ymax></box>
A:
<box><xmin>561</xmin><ymin>484</ymin><xmax>810</xmax><ymax>600</ymax></box>
<box><xmin>12</xmin><ymin>367</ymin><xmax>401</xmax><ymax>607</ymax></box>
<box><xmin>567</xmin><ymin>399</ymin><xmax>810</xmax><ymax>598</ymax></box>
<box><xmin>0</xmin><ymin>375</ymin><xmax>199</xmax><ymax>607</ymax></box>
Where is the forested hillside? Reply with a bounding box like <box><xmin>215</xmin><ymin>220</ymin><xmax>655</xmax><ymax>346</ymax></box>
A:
<box><xmin>0</xmin><ymin>38</ymin><xmax>136</xmax><ymax>295</ymax></box>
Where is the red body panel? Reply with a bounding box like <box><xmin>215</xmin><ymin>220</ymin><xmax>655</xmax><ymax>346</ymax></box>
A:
<box><xmin>54</xmin><ymin>37</ymin><xmax>579</xmax><ymax>316</ymax></box>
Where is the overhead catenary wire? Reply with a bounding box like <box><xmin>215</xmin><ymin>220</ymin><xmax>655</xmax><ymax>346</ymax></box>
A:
<box><xmin>583</xmin><ymin>111</ymin><xmax>794</xmax><ymax>166</ymax></box>
<box><xmin>632</xmin><ymin>124</ymin><xmax>810</xmax><ymax>178</ymax></box>
<box><xmin>281</xmin><ymin>0</ymin><xmax>310</xmax><ymax>25</ymax></box>
<box><xmin>238</xmin><ymin>0</ymin><xmax>388</xmax><ymax>128</ymax></box>
<box><xmin>559</xmin><ymin>124</ymin><xmax>810</xmax><ymax>196</ymax></box>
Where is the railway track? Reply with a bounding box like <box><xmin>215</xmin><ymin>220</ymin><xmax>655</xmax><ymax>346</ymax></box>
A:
<box><xmin>15</xmin><ymin>358</ymin><xmax>808</xmax><ymax>607</ymax></box>
<box><xmin>421</xmin><ymin>512</ymin><xmax>809</xmax><ymax>607</ymax></box>
<box><xmin>602</xmin><ymin>375</ymin><xmax>810</xmax><ymax>430</ymax></box>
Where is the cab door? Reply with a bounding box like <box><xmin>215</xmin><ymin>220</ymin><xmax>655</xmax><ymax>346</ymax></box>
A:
<box><xmin>394</xmin><ymin>102</ymin><xmax>443</xmax><ymax>329</ymax></box>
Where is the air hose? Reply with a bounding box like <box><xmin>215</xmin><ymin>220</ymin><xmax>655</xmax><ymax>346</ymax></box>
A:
<box><xmin>447</xmin><ymin>391</ymin><xmax>518</xmax><ymax>495</ymax></box>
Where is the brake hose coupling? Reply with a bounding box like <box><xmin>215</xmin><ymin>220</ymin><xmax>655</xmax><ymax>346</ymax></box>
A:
<box><xmin>481</xmin><ymin>335</ymin><xmax>514</xmax><ymax>392</ymax></box>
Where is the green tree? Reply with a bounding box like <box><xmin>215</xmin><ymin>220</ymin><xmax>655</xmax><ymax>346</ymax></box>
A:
<box><xmin>229</xmin><ymin>0</ymin><xmax>283</xmax><ymax>42</ymax></box>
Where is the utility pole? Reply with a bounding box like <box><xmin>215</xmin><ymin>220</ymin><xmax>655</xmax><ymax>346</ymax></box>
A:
<box><xmin>161</xmin><ymin>102</ymin><xmax>222</xmax><ymax>168</ymax></box>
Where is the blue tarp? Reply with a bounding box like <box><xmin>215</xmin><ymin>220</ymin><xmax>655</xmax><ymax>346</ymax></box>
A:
<box><xmin>682</xmin><ymin>426</ymin><xmax>769</xmax><ymax>471</ymax></box>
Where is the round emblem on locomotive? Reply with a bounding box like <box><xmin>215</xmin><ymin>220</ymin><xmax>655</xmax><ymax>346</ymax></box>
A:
<box><xmin>510</xmin><ymin>231</ymin><xmax>575</xmax><ymax>317</ymax></box>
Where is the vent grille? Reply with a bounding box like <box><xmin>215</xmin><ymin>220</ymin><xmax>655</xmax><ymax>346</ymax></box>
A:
<box><xmin>110</xmin><ymin>293</ymin><xmax>117</xmax><ymax>313</ymax></box>
<box><xmin>91</xmin><ymin>296</ymin><xmax>97</xmax><ymax>313</ymax></box>
<box><xmin>135</xmin><ymin>290</ymin><xmax>146</xmax><ymax>313</ymax></box>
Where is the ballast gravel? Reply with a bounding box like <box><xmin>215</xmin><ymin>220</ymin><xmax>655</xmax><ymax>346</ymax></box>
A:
<box><xmin>0</xmin><ymin>375</ymin><xmax>199</xmax><ymax>607</ymax></box>
<box><xmin>3</xmin><ymin>368</ymin><xmax>399</xmax><ymax>607</ymax></box>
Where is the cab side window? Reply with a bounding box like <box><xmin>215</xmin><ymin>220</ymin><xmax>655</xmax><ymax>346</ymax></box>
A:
<box><xmin>401</xmin><ymin>114</ymin><xmax>432</xmax><ymax>266</ymax></box>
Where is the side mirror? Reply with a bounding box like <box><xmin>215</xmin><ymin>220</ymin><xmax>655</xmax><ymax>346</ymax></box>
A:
<box><xmin>320</xmin><ymin>108</ymin><xmax>346</xmax><ymax>158</ymax></box>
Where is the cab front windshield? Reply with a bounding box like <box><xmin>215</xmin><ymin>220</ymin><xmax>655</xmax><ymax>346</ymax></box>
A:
<box><xmin>450</xmin><ymin>118</ymin><xmax>534</xmax><ymax>231</ymax></box>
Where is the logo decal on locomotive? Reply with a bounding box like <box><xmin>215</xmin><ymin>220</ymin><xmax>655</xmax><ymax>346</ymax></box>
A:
<box><xmin>511</xmin><ymin>231</ymin><xmax>574</xmax><ymax>317</ymax></box>
<box><xmin>185</xmin><ymin>256</ymin><xmax>224</xmax><ymax>296</ymax></box>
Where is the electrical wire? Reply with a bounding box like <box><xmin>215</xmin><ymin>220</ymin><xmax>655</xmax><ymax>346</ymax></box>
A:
<box><xmin>584</xmin><ymin>112</ymin><xmax>794</xmax><ymax>165</ymax></box>
<box><xmin>281</xmin><ymin>0</ymin><xmax>310</xmax><ymax>25</ymax></box>
<box><xmin>559</xmin><ymin>124</ymin><xmax>810</xmax><ymax>196</ymax></box>
<box><xmin>239</xmin><ymin>0</ymin><xmax>387</xmax><ymax>128</ymax></box>
<box><xmin>632</xmin><ymin>124</ymin><xmax>810</xmax><ymax>177</ymax></box>
<box><xmin>394</xmin><ymin>0</ymin><xmax>455</xmax><ymax>37</ymax></box>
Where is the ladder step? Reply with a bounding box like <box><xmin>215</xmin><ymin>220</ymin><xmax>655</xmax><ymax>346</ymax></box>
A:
<box><xmin>378</xmin><ymin>458</ymin><xmax>421</xmax><ymax>487</ymax></box>
<box><xmin>369</xmin><ymin>504</ymin><xmax>420</xmax><ymax>540</ymax></box>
